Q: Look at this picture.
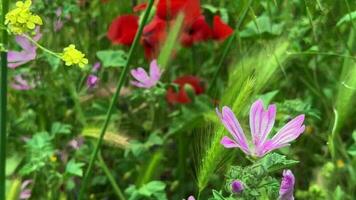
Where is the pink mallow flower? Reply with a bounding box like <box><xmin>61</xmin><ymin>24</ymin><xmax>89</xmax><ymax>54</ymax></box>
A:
<box><xmin>187</xmin><ymin>196</ymin><xmax>195</xmax><ymax>200</ymax></box>
<box><xmin>86</xmin><ymin>75</ymin><xmax>99</xmax><ymax>89</ymax></box>
<box><xmin>217</xmin><ymin>99</ymin><xmax>305</xmax><ymax>157</ymax></box>
<box><xmin>11</xmin><ymin>75</ymin><xmax>35</xmax><ymax>90</ymax></box>
<box><xmin>279</xmin><ymin>170</ymin><xmax>295</xmax><ymax>200</ymax></box>
<box><xmin>7</xmin><ymin>28</ymin><xmax>42</xmax><ymax>68</ymax></box>
<box><xmin>130</xmin><ymin>59</ymin><xmax>161</xmax><ymax>89</ymax></box>
<box><xmin>20</xmin><ymin>180</ymin><xmax>33</xmax><ymax>199</ymax></box>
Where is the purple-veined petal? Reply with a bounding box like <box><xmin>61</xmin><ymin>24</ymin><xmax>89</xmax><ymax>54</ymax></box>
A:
<box><xmin>279</xmin><ymin>170</ymin><xmax>295</xmax><ymax>200</ymax></box>
<box><xmin>220</xmin><ymin>136</ymin><xmax>239</xmax><ymax>148</ymax></box>
<box><xmin>11</xmin><ymin>75</ymin><xmax>34</xmax><ymax>91</ymax></box>
<box><xmin>130</xmin><ymin>80</ymin><xmax>151</xmax><ymax>88</ymax></box>
<box><xmin>249</xmin><ymin>99</ymin><xmax>276</xmax><ymax>148</ymax></box>
<box><xmin>259</xmin><ymin>115</ymin><xmax>305</xmax><ymax>156</ymax></box>
<box><xmin>15</xmin><ymin>36</ymin><xmax>33</xmax><ymax>50</ymax></box>
<box><xmin>217</xmin><ymin>106</ymin><xmax>250</xmax><ymax>154</ymax></box>
<box><xmin>131</xmin><ymin>67</ymin><xmax>150</xmax><ymax>82</ymax></box>
<box><xmin>8</xmin><ymin>60</ymin><xmax>31</xmax><ymax>68</ymax></box>
<box><xmin>149</xmin><ymin>59</ymin><xmax>161</xmax><ymax>81</ymax></box>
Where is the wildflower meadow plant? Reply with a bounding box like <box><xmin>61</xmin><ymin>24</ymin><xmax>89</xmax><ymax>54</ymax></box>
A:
<box><xmin>7</xmin><ymin>27</ymin><xmax>41</xmax><ymax>68</ymax></box>
<box><xmin>2</xmin><ymin>0</ymin><xmax>355</xmax><ymax>199</ymax></box>
<box><xmin>61</xmin><ymin>44</ymin><xmax>88</xmax><ymax>68</ymax></box>
<box><xmin>279</xmin><ymin>170</ymin><xmax>295</xmax><ymax>200</ymax></box>
<box><xmin>5</xmin><ymin>0</ymin><xmax>42</xmax><ymax>34</ymax></box>
<box><xmin>218</xmin><ymin>99</ymin><xmax>305</xmax><ymax>157</ymax></box>
<box><xmin>130</xmin><ymin>59</ymin><xmax>162</xmax><ymax>89</ymax></box>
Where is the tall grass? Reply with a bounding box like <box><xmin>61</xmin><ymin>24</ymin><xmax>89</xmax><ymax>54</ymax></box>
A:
<box><xmin>197</xmin><ymin>39</ymin><xmax>290</xmax><ymax>192</ymax></box>
<box><xmin>78</xmin><ymin>0</ymin><xmax>155</xmax><ymax>198</ymax></box>
<box><xmin>329</xmin><ymin>29</ymin><xmax>356</xmax><ymax>162</ymax></box>
<box><xmin>0</xmin><ymin>0</ymin><xmax>9</xmax><ymax>199</ymax></box>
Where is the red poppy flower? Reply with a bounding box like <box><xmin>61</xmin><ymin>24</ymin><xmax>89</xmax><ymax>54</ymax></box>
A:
<box><xmin>107</xmin><ymin>15</ymin><xmax>139</xmax><ymax>46</ymax></box>
<box><xmin>156</xmin><ymin>0</ymin><xmax>201</xmax><ymax>26</ymax></box>
<box><xmin>212</xmin><ymin>15</ymin><xmax>234</xmax><ymax>40</ymax></box>
<box><xmin>142</xmin><ymin>17</ymin><xmax>167</xmax><ymax>59</ymax></box>
<box><xmin>181</xmin><ymin>15</ymin><xmax>212</xmax><ymax>47</ymax></box>
<box><xmin>166</xmin><ymin>75</ymin><xmax>204</xmax><ymax>104</ymax></box>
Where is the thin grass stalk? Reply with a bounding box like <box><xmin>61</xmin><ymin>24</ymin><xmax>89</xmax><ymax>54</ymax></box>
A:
<box><xmin>0</xmin><ymin>0</ymin><xmax>9</xmax><ymax>199</ymax></box>
<box><xmin>207</xmin><ymin>0</ymin><xmax>254</xmax><ymax>95</ymax></box>
<box><xmin>136</xmin><ymin>150</ymin><xmax>164</xmax><ymax>187</ymax></box>
<box><xmin>78</xmin><ymin>0</ymin><xmax>155</xmax><ymax>198</ymax></box>
<box><xmin>98</xmin><ymin>152</ymin><xmax>126</xmax><ymax>200</ymax></box>
<box><xmin>198</xmin><ymin>78</ymin><xmax>255</xmax><ymax>192</ymax></box>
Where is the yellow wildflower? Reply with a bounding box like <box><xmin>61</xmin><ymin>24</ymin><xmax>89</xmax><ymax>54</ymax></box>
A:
<box><xmin>5</xmin><ymin>0</ymin><xmax>43</xmax><ymax>34</ymax></box>
<box><xmin>50</xmin><ymin>155</ymin><xmax>57</xmax><ymax>162</ymax></box>
<box><xmin>337</xmin><ymin>159</ymin><xmax>345</xmax><ymax>168</ymax></box>
<box><xmin>61</xmin><ymin>44</ymin><xmax>89</xmax><ymax>68</ymax></box>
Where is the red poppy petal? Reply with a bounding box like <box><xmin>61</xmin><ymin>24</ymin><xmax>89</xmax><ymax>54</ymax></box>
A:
<box><xmin>107</xmin><ymin>15</ymin><xmax>139</xmax><ymax>46</ymax></box>
<box><xmin>166</xmin><ymin>75</ymin><xmax>204</xmax><ymax>104</ymax></box>
<box><xmin>133</xmin><ymin>3</ymin><xmax>147</xmax><ymax>12</ymax></box>
<box><xmin>212</xmin><ymin>15</ymin><xmax>234</xmax><ymax>40</ymax></box>
<box><xmin>142</xmin><ymin>17</ymin><xmax>167</xmax><ymax>59</ymax></box>
<box><xmin>157</xmin><ymin>0</ymin><xmax>187</xmax><ymax>20</ymax></box>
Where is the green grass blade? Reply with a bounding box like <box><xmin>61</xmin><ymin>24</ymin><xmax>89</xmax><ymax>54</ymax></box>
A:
<box><xmin>77</xmin><ymin>0</ymin><xmax>155</xmax><ymax>198</ymax></box>
<box><xmin>0</xmin><ymin>0</ymin><xmax>9</xmax><ymax>199</ymax></box>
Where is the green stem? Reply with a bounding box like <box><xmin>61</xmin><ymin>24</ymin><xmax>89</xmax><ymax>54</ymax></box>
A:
<box><xmin>207</xmin><ymin>0</ymin><xmax>254</xmax><ymax>95</ymax></box>
<box><xmin>98</xmin><ymin>152</ymin><xmax>126</xmax><ymax>200</ymax></box>
<box><xmin>136</xmin><ymin>150</ymin><xmax>164</xmax><ymax>187</ymax></box>
<box><xmin>286</xmin><ymin>51</ymin><xmax>356</xmax><ymax>59</ymax></box>
<box><xmin>77</xmin><ymin>0</ymin><xmax>155</xmax><ymax>198</ymax></box>
<box><xmin>0</xmin><ymin>0</ymin><xmax>9</xmax><ymax>199</ymax></box>
<box><xmin>23</xmin><ymin>34</ymin><xmax>61</xmax><ymax>59</ymax></box>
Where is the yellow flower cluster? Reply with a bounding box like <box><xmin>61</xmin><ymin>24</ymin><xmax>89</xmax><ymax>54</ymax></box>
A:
<box><xmin>5</xmin><ymin>0</ymin><xmax>43</xmax><ymax>34</ymax></box>
<box><xmin>61</xmin><ymin>44</ymin><xmax>89</xmax><ymax>68</ymax></box>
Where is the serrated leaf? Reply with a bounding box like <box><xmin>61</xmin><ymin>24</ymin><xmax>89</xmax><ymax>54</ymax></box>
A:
<box><xmin>259</xmin><ymin>153</ymin><xmax>299</xmax><ymax>173</ymax></box>
<box><xmin>138</xmin><ymin>181</ymin><xmax>166</xmax><ymax>196</ymax></box>
<box><xmin>51</xmin><ymin>122</ymin><xmax>71</xmax><ymax>135</ymax></box>
<box><xmin>96</xmin><ymin>50</ymin><xmax>127</xmax><ymax>68</ymax></box>
<box><xmin>240</xmin><ymin>15</ymin><xmax>284</xmax><ymax>38</ymax></box>
<box><xmin>65</xmin><ymin>159</ymin><xmax>85</xmax><ymax>177</ymax></box>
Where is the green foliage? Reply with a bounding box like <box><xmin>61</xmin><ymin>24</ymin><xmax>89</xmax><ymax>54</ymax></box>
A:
<box><xmin>65</xmin><ymin>159</ymin><xmax>85</xmax><ymax>177</ymax></box>
<box><xmin>220</xmin><ymin>153</ymin><xmax>297</xmax><ymax>200</ymax></box>
<box><xmin>96</xmin><ymin>50</ymin><xmax>127</xmax><ymax>68</ymax></box>
<box><xmin>240</xmin><ymin>15</ymin><xmax>284</xmax><ymax>38</ymax></box>
<box><xmin>20</xmin><ymin>132</ymin><xmax>54</xmax><ymax>175</ymax></box>
<box><xmin>125</xmin><ymin>181</ymin><xmax>167</xmax><ymax>200</ymax></box>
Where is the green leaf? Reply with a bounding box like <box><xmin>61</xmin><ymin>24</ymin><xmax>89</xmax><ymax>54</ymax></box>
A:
<box><xmin>51</xmin><ymin>122</ymin><xmax>72</xmax><ymax>135</ymax></box>
<box><xmin>65</xmin><ymin>159</ymin><xmax>85</xmax><ymax>177</ymax></box>
<box><xmin>146</xmin><ymin>133</ymin><xmax>164</xmax><ymax>147</ymax></box>
<box><xmin>336</xmin><ymin>11</ymin><xmax>356</xmax><ymax>26</ymax></box>
<box><xmin>347</xmin><ymin>144</ymin><xmax>356</xmax><ymax>156</ymax></box>
<box><xmin>96</xmin><ymin>50</ymin><xmax>127</xmax><ymax>68</ymax></box>
<box><xmin>240</xmin><ymin>15</ymin><xmax>284</xmax><ymax>38</ymax></box>
<box><xmin>259</xmin><ymin>153</ymin><xmax>299</xmax><ymax>173</ymax></box>
<box><xmin>352</xmin><ymin>131</ymin><xmax>356</xmax><ymax>142</ymax></box>
<box><xmin>44</xmin><ymin>53</ymin><xmax>61</xmax><ymax>71</ymax></box>
<box><xmin>6</xmin><ymin>154</ymin><xmax>23</xmax><ymax>176</ymax></box>
<box><xmin>211</xmin><ymin>190</ymin><xmax>227</xmax><ymax>200</ymax></box>
<box><xmin>138</xmin><ymin>181</ymin><xmax>166</xmax><ymax>197</ymax></box>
